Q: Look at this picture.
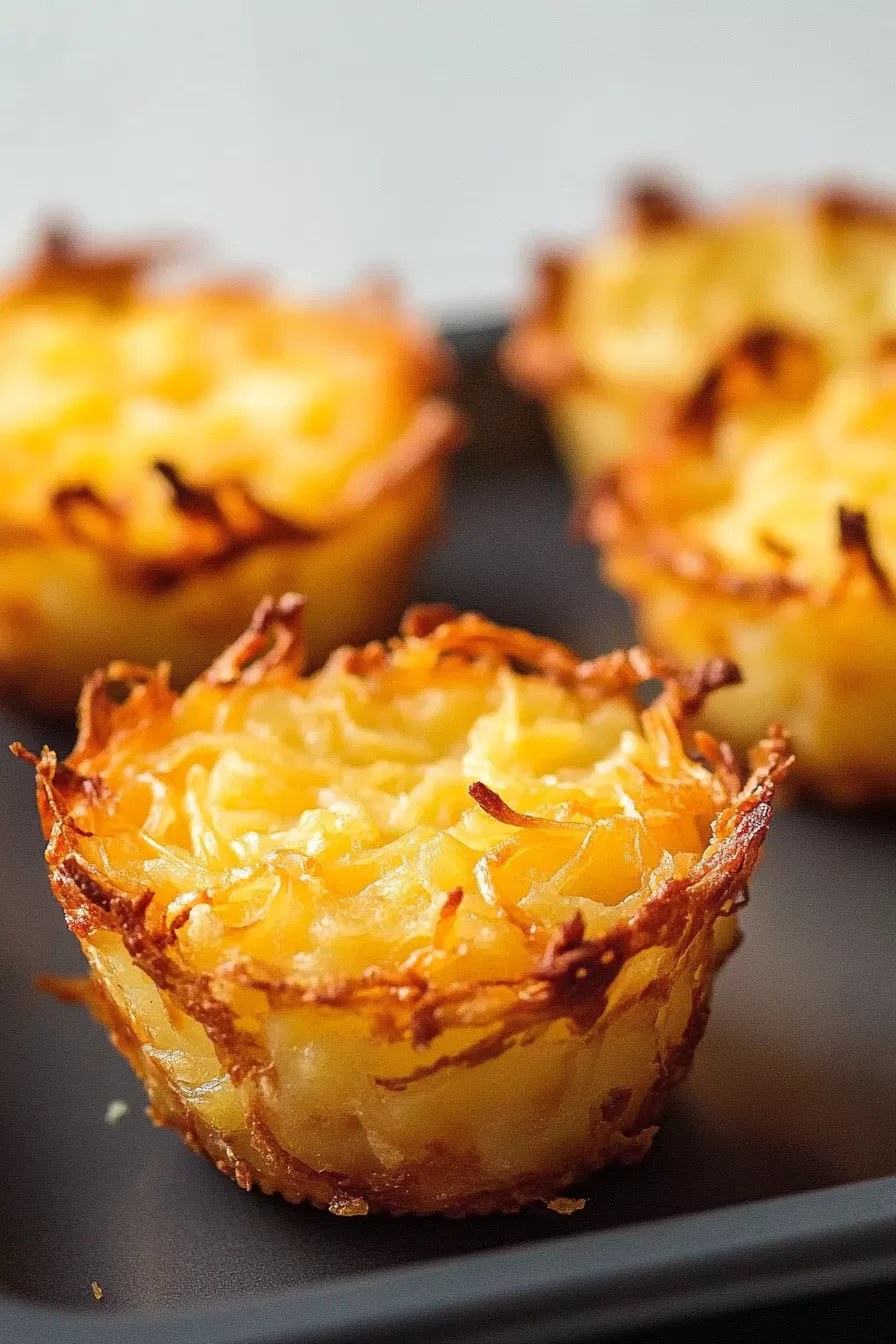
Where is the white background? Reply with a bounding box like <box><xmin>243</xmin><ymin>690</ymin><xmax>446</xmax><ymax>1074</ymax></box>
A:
<box><xmin>1</xmin><ymin>1</ymin><xmax>895</xmax><ymax>320</ymax></box>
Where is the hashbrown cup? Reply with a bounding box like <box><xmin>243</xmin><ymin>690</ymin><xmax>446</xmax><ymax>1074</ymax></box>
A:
<box><xmin>502</xmin><ymin>177</ymin><xmax>896</xmax><ymax>479</ymax></box>
<box><xmin>17</xmin><ymin>596</ymin><xmax>790</xmax><ymax>1215</ymax></box>
<box><xmin>0</xmin><ymin>227</ymin><xmax>464</xmax><ymax>716</ymax></box>
<box><xmin>586</xmin><ymin>326</ymin><xmax>896</xmax><ymax>806</ymax></box>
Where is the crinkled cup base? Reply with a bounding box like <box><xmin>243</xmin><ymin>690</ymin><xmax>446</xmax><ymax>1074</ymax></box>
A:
<box><xmin>63</xmin><ymin>906</ymin><xmax>736</xmax><ymax>1216</ymax></box>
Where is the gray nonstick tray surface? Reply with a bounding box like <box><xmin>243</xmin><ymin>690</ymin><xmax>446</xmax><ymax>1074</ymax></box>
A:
<box><xmin>1</xmin><ymin>328</ymin><xmax>894</xmax><ymax>1343</ymax></box>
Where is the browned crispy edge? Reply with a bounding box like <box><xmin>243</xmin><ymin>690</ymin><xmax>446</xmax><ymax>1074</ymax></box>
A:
<box><xmin>0</xmin><ymin>225</ymin><xmax>466</xmax><ymax>594</ymax></box>
<box><xmin>582</xmin><ymin>323</ymin><xmax>896</xmax><ymax>607</ymax></box>
<box><xmin>14</xmin><ymin>598</ymin><xmax>792</xmax><ymax>1214</ymax></box>
<box><xmin>500</xmin><ymin>175</ymin><xmax>896</xmax><ymax>402</ymax></box>
<box><xmin>499</xmin><ymin>250</ymin><xmax>586</xmax><ymax>397</ymax></box>
<box><xmin>6</xmin><ymin>221</ymin><xmax>189</xmax><ymax>305</ymax></box>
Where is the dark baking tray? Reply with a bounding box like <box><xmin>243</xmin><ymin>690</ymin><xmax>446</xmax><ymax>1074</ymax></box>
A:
<box><xmin>1</xmin><ymin>327</ymin><xmax>894</xmax><ymax>1343</ymax></box>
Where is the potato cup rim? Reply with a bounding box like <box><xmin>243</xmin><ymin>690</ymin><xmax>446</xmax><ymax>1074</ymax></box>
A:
<box><xmin>499</xmin><ymin>175</ymin><xmax>896</xmax><ymax>404</ymax></box>
<box><xmin>0</xmin><ymin>224</ymin><xmax>466</xmax><ymax>594</ymax></box>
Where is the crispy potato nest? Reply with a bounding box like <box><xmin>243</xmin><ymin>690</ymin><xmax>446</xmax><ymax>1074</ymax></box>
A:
<box><xmin>588</xmin><ymin>325</ymin><xmax>896</xmax><ymax>804</ymax></box>
<box><xmin>18</xmin><ymin>597</ymin><xmax>789</xmax><ymax>1215</ymax></box>
<box><xmin>0</xmin><ymin>227</ymin><xmax>462</xmax><ymax>714</ymax></box>
<box><xmin>502</xmin><ymin>177</ymin><xmax>896</xmax><ymax>477</ymax></box>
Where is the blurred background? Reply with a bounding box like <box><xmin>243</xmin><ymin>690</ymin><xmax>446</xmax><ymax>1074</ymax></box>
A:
<box><xmin>2</xmin><ymin>0</ymin><xmax>896</xmax><ymax>320</ymax></box>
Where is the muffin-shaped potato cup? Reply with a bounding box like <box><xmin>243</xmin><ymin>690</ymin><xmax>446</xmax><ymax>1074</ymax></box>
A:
<box><xmin>502</xmin><ymin>178</ymin><xmax>896</xmax><ymax>478</ymax></box>
<box><xmin>588</xmin><ymin>326</ymin><xmax>896</xmax><ymax>805</ymax></box>
<box><xmin>19</xmin><ymin>597</ymin><xmax>789</xmax><ymax>1215</ymax></box>
<box><xmin>0</xmin><ymin>227</ymin><xmax>463</xmax><ymax>716</ymax></box>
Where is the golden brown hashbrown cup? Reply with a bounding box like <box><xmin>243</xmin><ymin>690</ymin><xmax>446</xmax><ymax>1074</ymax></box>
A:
<box><xmin>0</xmin><ymin>228</ymin><xmax>464</xmax><ymax>715</ymax></box>
<box><xmin>18</xmin><ymin>597</ymin><xmax>790</xmax><ymax>1214</ymax></box>
<box><xmin>503</xmin><ymin>177</ymin><xmax>896</xmax><ymax>478</ymax></box>
<box><xmin>586</xmin><ymin>326</ymin><xmax>896</xmax><ymax>805</ymax></box>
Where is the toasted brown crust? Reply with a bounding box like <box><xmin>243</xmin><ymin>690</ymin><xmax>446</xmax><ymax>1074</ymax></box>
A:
<box><xmin>590</xmin><ymin>471</ymin><xmax>896</xmax><ymax>607</ymax></box>
<box><xmin>835</xmin><ymin>505</ymin><xmax>895</xmax><ymax>606</ymax></box>
<box><xmin>36</xmin><ymin>400</ymin><xmax>462</xmax><ymax>596</ymax></box>
<box><xmin>0</xmin><ymin>223</ymin><xmax>466</xmax><ymax>593</ymax></box>
<box><xmin>16</xmin><ymin>600</ymin><xmax>792</xmax><ymax>1215</ymax></box>
<box><xmin>676</xmin><ymin>657</ymin><xmax>744</xmax><ymax>712</ymax></box>
<box><xmin>674</xmin><ymin>326</ymin><xmax>820</xmax><ymax>447</ymax></box>
<box><xmin>203</xmin><ymin>592</ymin><xmax>308</xmax><ymax>686</ymax></box>
<box><xmin>7</xmin><ymin>221</ymin><xmax>187</xmax><ymax>305</ymax></box>
<box><xmin>499</xmin><ymin>251</ymin><xmax>587</xmax><ymax>397</ymax></box>
<box><xmin>585</xmin><ymin>470</ymin><xmax>809</xmax><ymax>604</ymax></box>
<box><xmin>589</xmin><ymin>471</ymin><xmax>894</xmax><ymax>611</ymax></box>
<box><xmin>812</xmin><ymin>184</ymin><xmax>896</xmax><ymax>228</ymax></box>
<box><xmin>622</xmin><ymin>176</ymin><xmax>697</xmax><ymax>233</ymax></box>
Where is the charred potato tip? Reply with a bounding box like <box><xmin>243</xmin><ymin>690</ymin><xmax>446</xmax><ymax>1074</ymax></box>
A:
<box><xmin>18</xmin><ymin>597</ymin><xmax>789</xmax><ymax>1215</ymax></box>
<box><xmin>0</xmin><ymin>225</ymin><xmax>464</xmax><ymax>715</ymax></box>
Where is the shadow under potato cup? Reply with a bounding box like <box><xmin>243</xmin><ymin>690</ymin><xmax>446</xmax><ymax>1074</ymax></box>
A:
<box><xmin>501</xmin><ymin>175</ymin><xmax>896</xmax><ymax>479</ymax></box>
<box><xmin>16</xmin><ymin>596</ymin><xmax>790</xmax><ymax>1215</ymax></box>
<box><xmin>586</xmin><ymin>324</ymin><xmax>896</xmax><ymax>806</ymax></box>
<box><xmin>0</xmin><ymin>226</ymin><xmax>464</xmax><ymax>717</ymax></box>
